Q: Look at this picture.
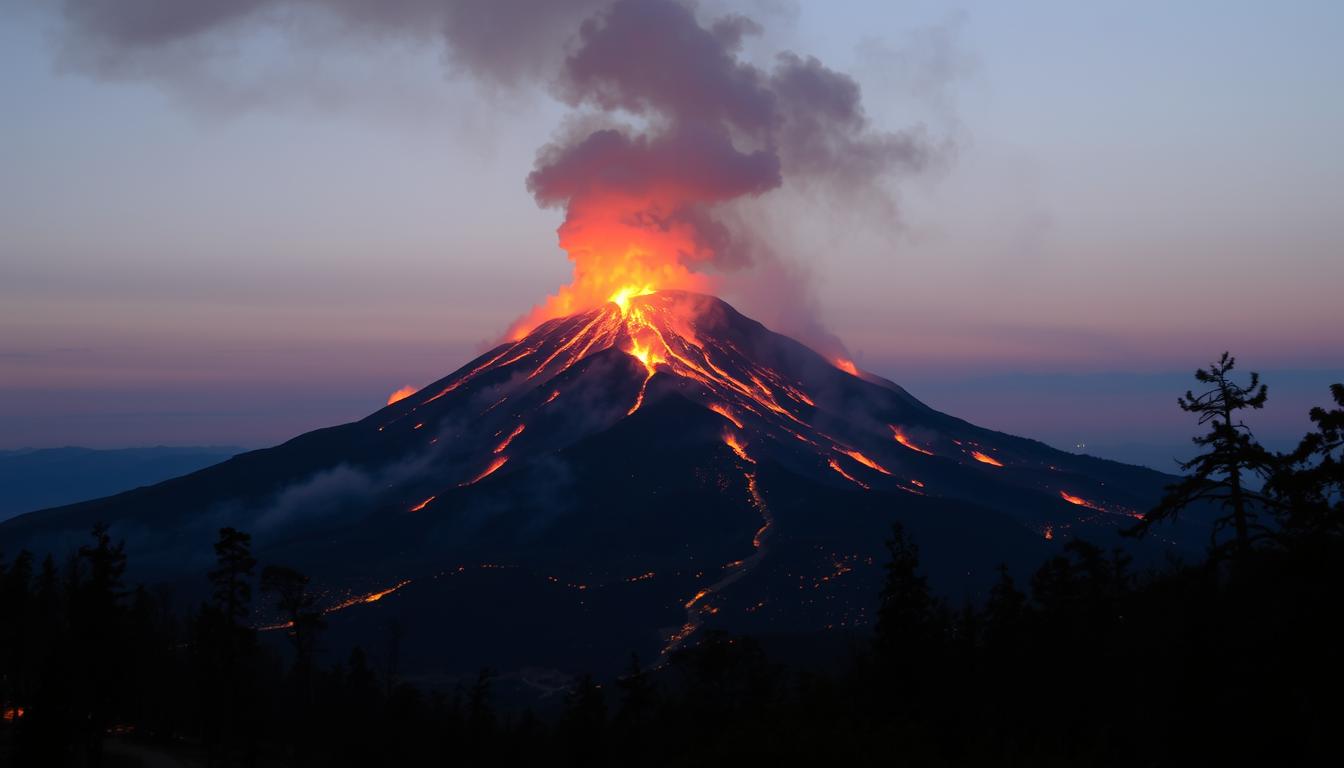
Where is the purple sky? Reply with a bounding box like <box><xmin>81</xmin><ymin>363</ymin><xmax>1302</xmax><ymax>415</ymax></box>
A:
<box><xmin>2</xmin><ymin>1</ymin><xmax>1341</xmax><ymax>463</ymax></box>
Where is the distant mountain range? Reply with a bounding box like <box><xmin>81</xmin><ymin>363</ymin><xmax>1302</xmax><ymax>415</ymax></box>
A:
<box><xmin>0</xmin><ymin>446</ymin><xmax>242</xmax><ymax>521</ymax></box>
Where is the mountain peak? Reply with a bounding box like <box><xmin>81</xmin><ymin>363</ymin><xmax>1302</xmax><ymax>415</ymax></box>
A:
<box><xmin>0</xmin><ymin>291</ymin><xmax>1193</xmax><ymax>679</ymax></box>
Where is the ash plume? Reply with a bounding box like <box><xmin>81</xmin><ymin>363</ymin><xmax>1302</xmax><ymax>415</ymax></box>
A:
<box><xmin>25</xmin><ymin>0</ymin><xmax>955</xmax><ymax>349</ymax></box>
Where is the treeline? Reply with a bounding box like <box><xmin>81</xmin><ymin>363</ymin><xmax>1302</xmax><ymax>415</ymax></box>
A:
<box><xmin>0</xmin><ymin>356</ymin><xmax>1340</xmax><ymax>766</ymax></box>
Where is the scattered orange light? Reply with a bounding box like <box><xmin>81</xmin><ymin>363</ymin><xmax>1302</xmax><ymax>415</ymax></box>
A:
<box><xmin>1043</xmin><ymin>525</ymin><xmax>1055</xmax><ymax>541</ymax></box>
<box><xmin>326</xmin><ymin>579</ymin><xmax>412</xmax><ymax>613</ymax></box>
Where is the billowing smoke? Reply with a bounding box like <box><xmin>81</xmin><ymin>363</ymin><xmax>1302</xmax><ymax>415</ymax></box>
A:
<box><xmin>27</xmin><ymin>0</ymin><xmax>952</xmax><ymax>354</ymax></box>
<box><xmin>514</xmin><ymin>0</ymin><xmax>935</xmax><ymax>335</ymax></box>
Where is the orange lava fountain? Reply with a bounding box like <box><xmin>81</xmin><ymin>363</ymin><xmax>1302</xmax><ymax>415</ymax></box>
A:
<box><xmin>387</xmin><ymin>386</ymin><xmax>417</xmax><ymax>405</ymax></box>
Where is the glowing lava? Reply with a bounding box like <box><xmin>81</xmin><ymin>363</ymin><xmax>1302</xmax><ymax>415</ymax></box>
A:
<box><xmin>723</xmin><ymin>431</ymin><xmax>754</xmax><ymax>464</ymax></box>
<box><xmin>971</xmin><ymin>451</ymin><xmax>1004</xmax><ymax>467</ymax></box>
<box><xmin>462</xmin><ymin>456</ymin><xmax>508</xmax><ymax>486</ymax></box>
<box><xmin>409</xmin><ymin>496</ymin><xmax>436</xmax><ymax>513</ymax></box>
<box><xmin>1059</xmin><ymin>490</ymin><xmax>1102</xmax><ymax>511</ymax></box>
<box><xmin>839</xmin><ymin>449</ymin><xmax>891</xmax><ymax>475</ymax></box>
<box><xmin>891</xmin><ymin>426</ymin><xmax>935</xmax><ymax>456</ymax></box>
<box><xmin>326</xmin><ymin>579</ymin><xmax>412</xmax><ymax>613</ymax></box>
<box><xmin>387</xmin><ymin>386</ymin><xmax>417</xmax><ymax>405</ymax></box>
<box><xmin>709</xmin><ymin>403</ymin><xmax>744</xmax><ymax>429</ymax></box>
<box><xmin>609</xmin><ymin>285</ymin><xmax>656</xmax><ymax>315</ymax></box>
<box><xmin>833</xmin><ymin>357</ymin><xmax>860</xmax><ymax>376</ymax></box>
<box><xmin>828</xmin><ymin>459</ymin><xmax>869</xmax><ymax>489</ymax></box>
<box><xmin>494</xmin><ymin>424</ymin><xmax>525</xmax><ymax>454</ymax></box>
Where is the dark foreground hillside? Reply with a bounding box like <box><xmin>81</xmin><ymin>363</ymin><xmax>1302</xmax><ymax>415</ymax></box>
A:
<box><xmin>1</xmin><ymin>517</ymin><xmax>1340</xmax><ymax>766</ymax></box>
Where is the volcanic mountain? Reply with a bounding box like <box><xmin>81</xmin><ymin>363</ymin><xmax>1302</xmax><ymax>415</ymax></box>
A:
<box><xmin>0</xmin><ymin>291</ymin><xmax>1193</xmax><ymax>682</ymax></box>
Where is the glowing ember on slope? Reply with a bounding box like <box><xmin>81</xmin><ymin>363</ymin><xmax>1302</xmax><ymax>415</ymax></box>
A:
<box><xmin>494</xmin><ymin>424</ymin><xmax>525</xmax><ymax>454</ymax></box>
<box><xmin>1059</xmin><ymin>490</ymin><xmax>1103</xmax><ymax>511</ymax></box>
<box><xmin>387</xmin><ymin>386</ymin><xmax>417</xmax><ymax>405</ymax></box>
<box><xmin>971</xmin><ymin>451</ymin><xmax>1004</xmax><ymax>467</ymax></box>
<box><xmin>839</xmin><ymin>449</ymin><xmax>891</xmax><ymax>475</ymax></box>
<box><xmin>326</xmin><ymin>579</ymin><xmax>412</xmax><ymax>613</ymax></box>
<box><xmin>709</xmin><ymin>403</ymin><xmax>744</xmax><ymax>429</ymax></box>
<box><xmin>891</xmin><ymin>426</ymin><xmax>935</xmax><ymax>456</ymax></box>
<box><xmin>461</xmin><ymin>456</ymin><xmax>508</xmax><ymax>486</ymax></box>
<box><xmin>409</xmin><ymin>496</ymin><xmax>435</xmax><ymax>513</ymax></box>
<box><xmin>833</xmin><ymin>357</ymin><xmax>859</xmax><ymax>376</ymax></box>
<box><xmin>258</xmin><ymin>579</ymin><xmax>414</xmax><ymax>632</ymax></box>
<box><xmin>828</xmin><ymin>459</ymin><xmax>869</xmax><ymax>489</ymax></box>
<box><xmin>723</xmin><ymin>431</ymin><xmax>754</xmax><ymax>464</ymax></box>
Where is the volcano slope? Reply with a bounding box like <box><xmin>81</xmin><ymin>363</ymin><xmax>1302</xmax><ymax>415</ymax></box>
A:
<box><xmin>0</xmin><ymin>291</ymin><xmax>1199</xmax><ymax>680</ymax></box>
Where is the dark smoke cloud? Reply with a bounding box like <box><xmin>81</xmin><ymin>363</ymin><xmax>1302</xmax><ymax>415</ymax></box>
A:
<box><xmin>516</xmin><ymin>0</ymin><xmax>939</xmax><ymax>341</ymax></box>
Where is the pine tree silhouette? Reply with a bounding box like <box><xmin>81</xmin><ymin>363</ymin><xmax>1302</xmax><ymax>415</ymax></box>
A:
<box><xmin>1127</xmin><ymin>352</ymin><xmax>1274</xmax><ymax>556</ymax></box>
<box><xmin>1268</xmin><ymin>383</ymin><xmax>1344</xmax><ymax>537</ymax></box>
<box><xmin>208</xmin><ymin>527</ymin><xmax>256</xmax><ymax>632</ymax></box>
<box><xmin>874</xmin><ymin>521</ymin><xmax>934</xmax><ymax>659</ymax></box>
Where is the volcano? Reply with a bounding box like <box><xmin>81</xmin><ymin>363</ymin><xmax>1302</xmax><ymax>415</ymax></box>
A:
<box><xmin>0</xmin><ymin>291</ymin><xmax>1192</xmax><ymax>682</ymax></box>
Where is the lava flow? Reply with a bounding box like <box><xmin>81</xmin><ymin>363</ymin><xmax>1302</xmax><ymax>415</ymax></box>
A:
<box><xmin>891</xmin><ymin>426</ymin><xmax>935</xmax><ymax>456</ymax></box>
<box><xmin>971</xmin><ymin>451</ymin><xmax>1004</xmax><ymax>467</ymax></box>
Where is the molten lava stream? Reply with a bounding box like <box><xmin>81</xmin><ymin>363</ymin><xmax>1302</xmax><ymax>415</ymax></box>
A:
<box><xmin>461</xmin><ymin>456</ymin><xmax>508</xmax><ymax>486</ymax></box>
<box><xmin>494</xmin><ymin>424</ymin><xmax>525</xmax><ymax>454</ymax></box>
<box><xmin>1059</xmin><ymin>490</ymin><xmax>1102</xmax><ymax>511</ymax></box>
<box><xmin>709</xmin><ymin>403</ymin><xmax>744</xmax><ymax>429</ymax></box>
<box><xmin>970</xmin><ymin>450</ymin><xmax>1004</xmax><ymax>467</ymax></box>
<box><xmin>723</xmin><ymin>431</ymin><xmax>754</xmax><ymax>464</ymax></box>
<box><xmin>891</xmin><ymin>426</ymin><xmax>935</xmax><ymax>456</ymax></box>
<box><xmin>827</xmin><ymin>459</ymin><xmax>870</xmax><ymax>489</ymax></box>
<box><xmin>658</xmin><ymin>463</ymin><xmax>775</xmax><ymax>665</ymax></box>
<box><xmin>838</xmin><ymin>449</ymin><xmax>891</xmax><ymax>475</ymax></box>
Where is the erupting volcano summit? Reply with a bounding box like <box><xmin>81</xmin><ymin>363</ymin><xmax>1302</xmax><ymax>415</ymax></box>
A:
<box><xmin>0</xmin><ymin>289</ymin><xmax>1191</xmax><ymax>680</ymax></box>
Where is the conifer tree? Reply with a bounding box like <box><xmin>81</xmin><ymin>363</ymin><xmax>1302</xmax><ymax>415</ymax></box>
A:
<box><xmin>1128</xmin><ymin>352</ymin><xmax>1274</xmax><ymax>556</ymax></box>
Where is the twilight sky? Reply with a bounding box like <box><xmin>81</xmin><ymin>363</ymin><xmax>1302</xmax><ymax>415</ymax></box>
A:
<box><xmin>2</xmin><ymin>0</ymin><xmax>1341</xmax><ymax>464</ymax></box>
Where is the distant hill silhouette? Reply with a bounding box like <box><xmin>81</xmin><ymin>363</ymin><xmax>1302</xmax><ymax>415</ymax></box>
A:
<box><xmin>0</xmin><ymin>446</ymin><xmax>241</xmax><ymax>520</ymax></box>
